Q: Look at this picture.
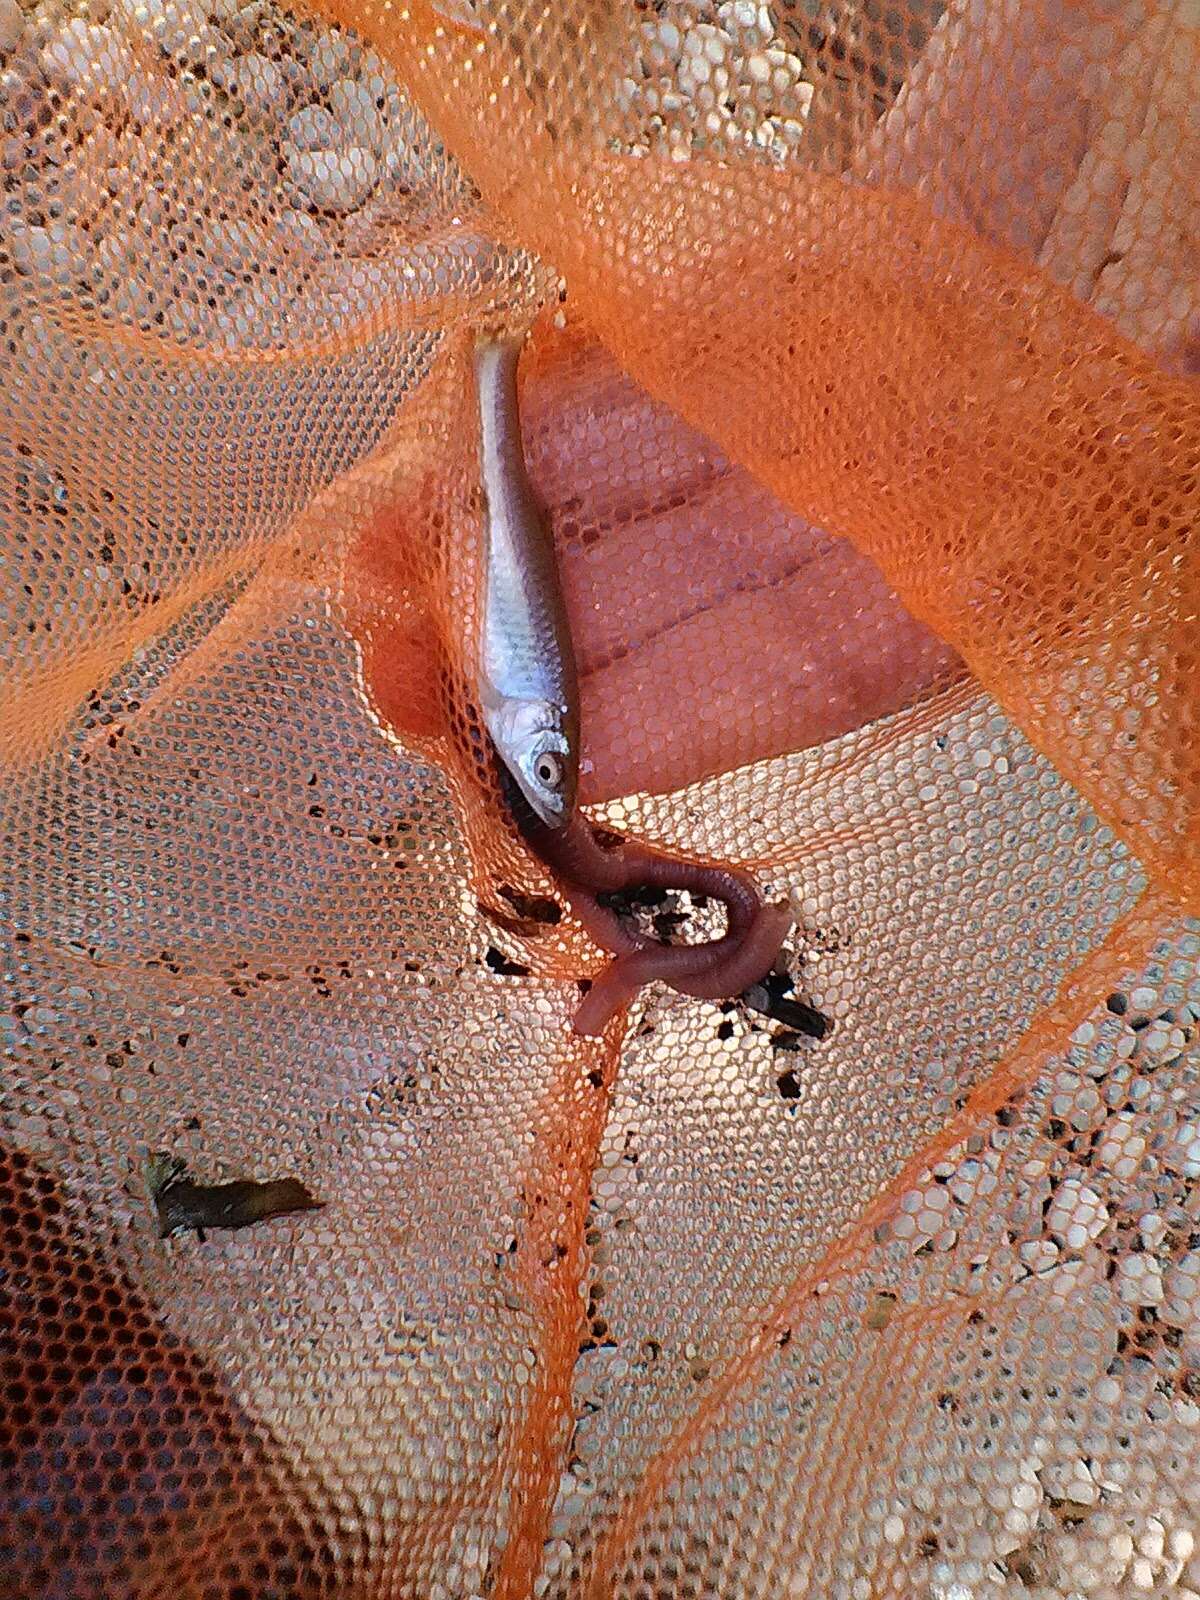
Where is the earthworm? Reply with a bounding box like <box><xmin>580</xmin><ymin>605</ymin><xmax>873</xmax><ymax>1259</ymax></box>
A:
<box><xmin>502</xmin><ymin>770</ymin><xmax>793</xmax><ymax>1036</ymax></box>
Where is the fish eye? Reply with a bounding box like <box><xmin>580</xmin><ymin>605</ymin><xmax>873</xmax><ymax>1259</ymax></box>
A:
<box><xmin>533</xmin><ymin>751</ymin><xmax>564</xmax><ymax>790</ymax></box>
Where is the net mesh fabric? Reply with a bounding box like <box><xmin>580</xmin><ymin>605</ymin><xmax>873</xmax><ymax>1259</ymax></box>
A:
<box><xmin>1</xmin><ymin>0</ymin><xmax>1198</xmax><ymax>1595</ymax></box>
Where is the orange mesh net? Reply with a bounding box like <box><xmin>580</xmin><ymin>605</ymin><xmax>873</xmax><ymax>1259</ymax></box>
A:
<box><xmin>2</xmin><ymin>0</ymin><xmax>1199</xmax><ymax>1594</ymax></box>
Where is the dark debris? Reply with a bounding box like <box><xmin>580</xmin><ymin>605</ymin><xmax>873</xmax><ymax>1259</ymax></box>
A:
<box><xmin>742</xmin><ymin>970</ymin><xmax>831</xmax><ymax>1039</ymax></box>
<box><xmin>146</xmin><ymin>1151</ymin><xmax>324</xmax><ymax>1242</ymax></box>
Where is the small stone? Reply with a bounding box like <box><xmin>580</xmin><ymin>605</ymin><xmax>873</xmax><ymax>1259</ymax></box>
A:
<box><xmin>349</xmin><ymin>54</ymin><xmax>385</xmax><ymax>112</ymax></box>
<box><xmin>1046</xmin><ymin>1176</ymin><xmax>1109</xmax><ymax>1251</ymax></box>
<box><xmin>202</xmin><ymin>218</ymin><xmax>260</xmax><ymax>271</ymax></box>
<box><xmin>683</xmin><ymin>21</ymin><xmax>728</xmax><ymax>65</ymax></box>
<box><xmin>744</xmin><ymin>50</ymin><xmax>772</xmax><ymax>85</ymax></box>
<box><xmin>949</xmin><ymin>1156</ymin><xmax>997</xmax><ymax>1205</ymax></box>
<box><xmin>1092</xmin><ymin>1112</ymin><xmax>1147</xmax><ymax>1180</ymax></box>
<box><xmin>0</xmin><ymin>0</ymin><xmax>22</xmax><ymax>54</ymax></box>
<box><xmin>1117</xmin><ymin>1252</ymin><xmax>1164</xmax><ymax>1307</ymax></box>
<box><xmin>327</xmin><ymin>76</ymin><xmax>383</xmax><ymax>151</ymax></box>
<box><xmin>232</xmin><ymin>51</ymin><xmax>285</xmax><ymax>119</ymax></box>
<box><xmin>1171</xmin><ymin>1530</ymin><xmax>1195</xmax><ymax>1563</ymax></box>
<box><xmin>138</xmin><ymin>0</ymin><xmax>219</xmax><ymax>63</ymax></box>
<box><xmin>95</xmin><ymin>228</ymin><xmax>133</xmax><ymax>277</ymax></box>
<box><xmin>1139</xmin><ymin>1211</ymin><xmax>1167</xmax><ymax>1248</ymax></box>
<box><xmin>677</xmin><ymin>51</ymin><xmax>712</xmax><ymax>90</ymax></box>
<box><xmin>1137</xmin><ymin>1519</ymin><xmax>1165</xmax><ymax>1563</ymax></box>
<box><xmin>883</xmin><ymin>1515</ymin><xmax>904</xmax><ymax>1544</ymax></box>
<box><xmin>778</xmin><ymin>110</ymin><xmax>812</xmax><ymax>143</ymax></box>
<box><xmin>1167</xmin><ymin>1119</ymin><xmax>1200</xmax><ymax>1178</ymax></box>
<box><xmin>1019</xmin><ymin>1239</ymin><xmax>1059</xmax><ymax>1274</ymax></box>
<box><xmin>285</xmin><ymin>145</ymin><xmax>378</xmax><ymax>212</ymax></box>
<box><xmin>640</xmin><ymin>17</ymin><xmax>681</xmax><ymax>67</ymax></box>
<box><xmin>1107</xmin><ymin>1530</ymin><xmax>1135</xmax><ymax>1568</ymax></box>
<box><xmin>42</xmin><ymin>19</ymin><xmax>137</xmax><ymax>99</ymax></box>
<box><xmin>10</xmin><ymin>219</ymin><xmax>78</xmax><ymax>284</ymax></box>
<box><xmin>1162</xmin><ymin>1251</ymin><xmax>1200</xmax><ymax>1329</ymax></box>
<box><xmin>1010</xmin><ymin>1480</ymin><xmax>1040</xmax><ymax>1513</ymax></box>
<box><xmin>308</xmin><ymin>28</ymin><xmax>355</xmax><ymax>86</ymax></box>
<box><xmin>275</xmin><ymin>207</ymin><xmax>328</xmax><ymax>259</ymax></box>
<box><xmin>287</xmin><ymin>102</ymin><xmax>339</xmax><ymax>150</ymax></box>
<box><xmin>718</xmin><ymin>0</ymin><xmax>774</xmax><ymax>49</ymax></box>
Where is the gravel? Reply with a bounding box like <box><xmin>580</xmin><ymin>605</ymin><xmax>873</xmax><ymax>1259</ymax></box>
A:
<box><xmin>5</xmin><ymin>7</ymin><xmax>1198</xmax><ymax>1599</ymax></box>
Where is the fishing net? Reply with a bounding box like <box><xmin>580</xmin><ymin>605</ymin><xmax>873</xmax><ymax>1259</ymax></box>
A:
<box><xmin>2</xmin><ymin>0</ymin><xmax>1198</xmax><ymax>1594</ymax></box>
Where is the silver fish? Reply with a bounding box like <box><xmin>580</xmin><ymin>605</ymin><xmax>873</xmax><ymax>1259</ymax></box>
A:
<box><xmin>473</xmin><ymin>329</ymin><xmax>580</xmax><ymax>828</ymax></box>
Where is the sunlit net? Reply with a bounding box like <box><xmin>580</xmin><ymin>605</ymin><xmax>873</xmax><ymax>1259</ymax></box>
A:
<box><xmin>1</xmin><ymin>0</ymin><xmax>1197</xmax><ymax>1596</ymax></box>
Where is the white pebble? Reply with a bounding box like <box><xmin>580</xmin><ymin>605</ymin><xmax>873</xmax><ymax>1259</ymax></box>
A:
<box><xmin>892</xmin><ymin>1180</ymin><xmax>959</xmax><ymax>1251</ymax></box>
<box><xmin>1143</xmin><ymin>1022</ymin><xmax>1171</xmax><ymax>1056</ymax></box>
<box><xmin>232</xmin><ymin>52</ymin><xmax>285</xmax><ymax>120</ymax></box>
<box><xmin>42</xmin><ymin>19</ymin><xmax>136</xmax><ymax>99</ymax></box>
<box><xmin>357</xmin><ymin>52</ymin><xmax>387</xmax><ymax>102</ymax></box>
<box><xmin>1040</xmin><ymin>1457</ymin><xmax>1098</xmax><ymax>1504</ymax></box>
<box><xmin>1137</xmin><ymin>1518</ymin><xmax>1165</xmax><ymax>1562</ymax></box>
<box><xmin>288</xmin><ymin>102</ymin><xmax>339</xmax><ymax>149</ymax></box>
<box><xmin>1162</xmin><ymin>1251</ymin><xmax>1200</xmax><ymax>1328</ymax></box>
<box><xmin>0</xmin><ymin>0</ymin><xmax>22</xmax><ymax>54</ymax></box>
<box><xmin>640</xmin><ymin>17</ymin><xmax>681</xmax><ymax>73</ymax></box>
<box><xmin>1139</xmin><ymin>1211</ymin><xmax>1167</xmax><ymax>1248</ymax></box>
<box><xmin>1118</xmin><ymin>1252</ymin><xmax>1164</xmax><ymax>1306</ymax></box>
<box><xmin>275</xmin><ymin>207</ymin><xmax>327</xmax><ymax>259</ymax></box>
<box><xmin>308</xmin><ymin>29</ymin><xmax>355</xmax><ymax>86</ymax></box>
<box><xmin>949</xmin><ymin>1156</ymin><xmax>998</xmax><ymax>1205</ymax></box>
<box><xmin>1130</xmin><ymin>986</ymin><xmax>1157</xmax><ymax>1010</ymax></box>
<box><xmin>382</xmin><ymin>124</ymin><xmax>427</xmax><ymax>190</ymax></box>
<box><xmin>138</xmin><ymin>0</ymin><xmax>216</xmax><ymax>60</ymax></box>
<box><xmin>1046</xmin><ymin>1176</ymin><xmax>1109</xmax><ymax>1250</ymax></box>
<box><xmin>883</xmin><ymin>1514</ymin><xmax>905</xmax><ymax>1544</ymax></box>
<box><xmin>718</xmin><ymin>0</ymin><xmax>774</xmax><ymax>48</ymax></box>
<box><xmin>1011</xmin><ymin>1480</ymin><xmax>1040</xmax><ymax>1512</ymax></box>
<box><xmin>1131</xmin><ymin>1556</ymin><xmax>1156</xmax><ymax>1590</ymax></box>
<box><xmin>765</xmin><ymin>46</ymin><xmax>804</xmax><ymax>93</ymax></box>
<box><xmin>286</xmin><ymin>145</ymin><xmax>377</xmax><ymax>211</ymax></box>
<box><xmin>1019</xmin><ymin>1239</ymin><xmax>1059</xmax><ymax>1274</ymax></box>
<box><xmin>1093</xmin><ymin>1112</ymin><xmax>1147</xmax><ymax>1180</ymax></box>
<box><xmin>678</xmin><ymin>52</ymin><xmax>711</xmax><ymax>89</ymax></box>
<box><xmin>10</xmin><ymin>219</ymin><xmax>77</xmax><ymax>284</ymax></box>
<box><xmin>327</xmin><ymin>76</ymin><xmax>383</xmax><ymax>151</ymax></box>
<box><xmin>1171</xmin><ymin>1529</ymin><xmax>1195</xmax><ymax>1563</ymax></box>
<box><xmin>698</xmin><ymin>23</ymin><xmax>729</xmax><ymax>65</ymax></box>
<box><xmin>744</xmin><ymin>50</ymin><xmax>772</xmax><ymax>85</ymax></box>
<box><xmin>203</xmin><ymin>217</ymin><xmax>260</xmax><ymax>270</ymax></box>
<box><xmin>1166</xmin><ymin>1119</ymin><xmax>1200</xmax><ymax>1178</ymax></box>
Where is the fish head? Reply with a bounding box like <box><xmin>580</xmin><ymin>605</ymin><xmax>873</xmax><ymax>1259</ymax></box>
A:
<box><xmin>490</xmin><ymin>697</ymin><xmax>578</xmax><ymax>828</ymax></box>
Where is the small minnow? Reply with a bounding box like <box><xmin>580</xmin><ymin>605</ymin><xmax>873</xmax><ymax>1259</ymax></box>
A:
<box><xmin>474</xmin><ymin>329</ymin><xmax>579</xmax><ymax>829</ymax></box>
<box><xmin>145</xmin><ymin>1151</ymin><xmax>323</xmax><ymax>1240</ymax></box>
